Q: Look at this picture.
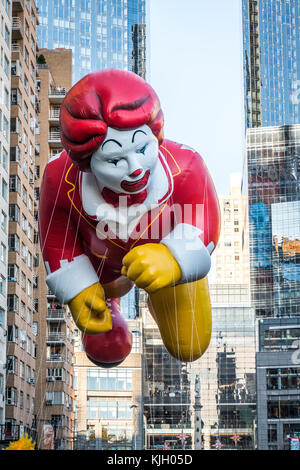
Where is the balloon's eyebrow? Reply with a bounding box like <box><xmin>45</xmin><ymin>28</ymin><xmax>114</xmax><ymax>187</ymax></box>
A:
<box><xmin>132</xmin><ymin>130</ymin><xmax>147</xmax><ymax>143</ymax></box>
<box><xmin>101</xmin><ymin>139</ymin><xmax>122</xmax><ymax>149</ymax></box>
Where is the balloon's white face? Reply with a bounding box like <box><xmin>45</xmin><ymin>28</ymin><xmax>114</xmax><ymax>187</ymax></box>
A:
<box><xmin>90</xmin><ymin>125</ymin><xmax>159</xmax><ymax>194</ymax></box>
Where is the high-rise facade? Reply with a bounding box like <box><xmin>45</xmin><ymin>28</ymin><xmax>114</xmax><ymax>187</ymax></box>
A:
<box><xmin>33</xmin><ymin>48</ymin><xmax>74</xmax><ymax>450</ymax></box>
<box><xmin>0</xmin><ymin>0</ymin><xmax>11</xmax><ymax>431</ymax></box>
<box><xmin>243</xmin><ymin>0</ymin><xmax>300</xmax><ymax>129</ymax></box>
<box><xmin>243</xmin><ymin>0</ymin><xmax>300</xmax><ymax>450</ymax></box>
<box><xmin>36</xmin><ymin>0</ymin><xmax>146</xmax><ymax>83</ymax></box>
<box><xmin>5</xmin><ymin>0</ymin><xmax>39</xmax><ymax>443</ymax></box>
<box><xmin>247</xmin><ymin>124</ymin><xmax>300</xmax><ymax>449</ymax></box>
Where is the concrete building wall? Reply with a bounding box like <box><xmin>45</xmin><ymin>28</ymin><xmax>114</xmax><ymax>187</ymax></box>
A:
<box><xmin>0</xmin><ymin>0</ymin><xmax>11</xmax><ymax>427</ymax></box>
<box><xmin>215</xmin><ymin>173</ymin><xmax>250</xmax><ymax>286</ymax></box>
<box><xmin>5</xmin><ymin>0</ymin><xmax>39</xmax><ymax>437</ymax></box>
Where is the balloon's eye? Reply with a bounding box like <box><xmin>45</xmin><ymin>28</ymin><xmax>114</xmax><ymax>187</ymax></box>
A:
<box><xmin>108</xmin><ymin>159</ymin><xmax>119</xmax><ymax>166</ymax></box>
<box><xmin>138</xmin><ymin>145</ymin><xmax>146</xmax><ymax>154</ymax></box>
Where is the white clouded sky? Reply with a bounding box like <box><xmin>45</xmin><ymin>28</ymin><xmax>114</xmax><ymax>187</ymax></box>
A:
<box><xmin>148</xmin><ymin>0</ymin><xmax>246</xmax><ymax>196</ymax></box>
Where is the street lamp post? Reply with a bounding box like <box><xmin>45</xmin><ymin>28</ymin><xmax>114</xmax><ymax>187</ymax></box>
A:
<box><xmin>130</xmin><ymin>404</ymin><xmax>138</xmax><ymax>450</ymax></box>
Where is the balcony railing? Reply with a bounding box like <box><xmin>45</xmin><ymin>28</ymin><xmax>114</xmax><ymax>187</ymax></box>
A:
<box><xmin>46</xmin><ymin>354</ymin><xmax>65</xmax><ymax>362</ymax></box>
<box><xmin>49</xmin><ymin>109</ymin><xmax>60</xmax><ymax>119</ymax></box>
<box><xmin>12</xmin><ymin>17</ymin><xmax>23</xmax><ymax>40</ymax></box>
<box><xmin>49</xmin><ymin>87</ymin><xmax>67</xmax><ymax>103</ymax></box>
<box><xmin>11</xmin><ymin>43</ymin><xmax>22</xmax><ymax>55</ymax></box>
<box><xmin>46</xmin><ymin>333</ymin><xmax>66</xmax><ymax>343</ymax></box>
<box><xmin>46</xmin><ymin>309</ymin><xmax>66</xmax><ymax>321</ymax></box>
<box><xmin>0</xmin><ymin>424</ymin><xmax>37</xmax><ymax>443</ymax></box>
<box><xmin>48</xmin><ymin>131</ymin><xmax>61</xmax><ymax>141</ymax></box>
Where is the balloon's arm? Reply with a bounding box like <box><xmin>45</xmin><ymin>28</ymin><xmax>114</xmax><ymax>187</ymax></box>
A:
<box><xmin>39</xmin><ymin>162</ymin><xmax>99</xmax><ymax>305</ymax></box>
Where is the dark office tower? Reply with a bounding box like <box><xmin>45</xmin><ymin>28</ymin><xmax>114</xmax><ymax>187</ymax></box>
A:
<box><xmin>247</xmin><ymin>125</ymin><xmax>300</xmax><ymax>450</ymax></box>
<box><xmin>243</xmin><ymin>0</ymin><xmax>300</xmax><ymax>129</ymax></box>
<box><xmin>36</xmin><ymin>0</ymin><xmax>146</xmax><ymax>83</ymax></box>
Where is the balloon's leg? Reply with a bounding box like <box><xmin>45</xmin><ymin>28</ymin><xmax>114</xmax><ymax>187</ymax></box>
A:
<box><xmin>148</xmin><ymin>278</ymin><xmax>212</xmax><ymax>362</ymax></box>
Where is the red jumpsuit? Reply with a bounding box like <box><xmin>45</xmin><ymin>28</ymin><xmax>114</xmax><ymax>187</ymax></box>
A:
<box><xmin>39</xmin><ymin>139</ymin><xmax>220</xmax><ymax>303</ymax></box>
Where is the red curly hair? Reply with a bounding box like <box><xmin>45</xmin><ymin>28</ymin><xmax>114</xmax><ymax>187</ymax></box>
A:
<box><xmin>60</xmin><ymin>69</ymin><xmax>164</xmax><ymax>171</ymax></box>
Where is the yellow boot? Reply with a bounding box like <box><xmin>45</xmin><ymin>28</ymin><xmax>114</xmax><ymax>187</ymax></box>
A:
<box><xmin>148</xmin><ymin>278</ymin><xmax>212</xmax><ymax>362</ymax></box>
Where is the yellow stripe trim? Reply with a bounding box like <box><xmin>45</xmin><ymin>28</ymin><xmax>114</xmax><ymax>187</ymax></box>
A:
<box><xmin>160</xmin><ymin>145</ymin><xmax>181</xmax><ymax>177</ymax></box>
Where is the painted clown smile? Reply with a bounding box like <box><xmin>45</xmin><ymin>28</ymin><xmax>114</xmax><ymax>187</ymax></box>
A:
<box><xmin>120</xmin><ymin>170</ymin><xmax>150</xmax><ymax>193</ymax></box>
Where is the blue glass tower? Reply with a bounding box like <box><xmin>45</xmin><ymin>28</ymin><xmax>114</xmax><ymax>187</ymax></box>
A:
<box><xmin>36</xmin><ymin>0</ymin><xmax>146</xmax><ymax>83</ymax></box>
<box><xmin>243</xmin><ymin>0</ymin><xmax>300</xmax><ymax>128</ymax></box>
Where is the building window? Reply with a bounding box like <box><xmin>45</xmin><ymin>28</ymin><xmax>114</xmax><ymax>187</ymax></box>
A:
<box><xmin>8</xmin><ymin>233</ymin><xmax>19</xmax><ymax>252</ymax></box>
<box><xmin>7</xmin><ymin>294</ymin><xmax>18</xmax><ymax>313</ymax></box>
<box><xmin>1</xmin><ymin>211</ymin><xmax>7</xmax><ymax>232</ymax></box>
<box><xmin>266</xmin><ymin>368</ymin><xmax>300</xmax><ymax>390</ymax></box>
<box><xmin>8</xmin><ymin>264</ymin><xmax>19</xmax><ymax>282</ymax></box>
<box><xmin>2</xmin><ymin>147</ymin><xmax>8</xmax><ymax>171</ymax></box>
<box><xmin>20</xmin><ymin>361</ymin><xmax>24</xmax><ymax>379</ymax></box>
<box><xmin>0</xmin><ymin>308</ymin><xmax>4</xmax><ymax>328</ymax></box>
<box><xmin>87</xmin><ymin>368</ymin><xmax>132</xmax><ymax>391</ymax></box>
<box><xmin>2</xmin><ymin>179</ymin><xmax>7</xmax><ymax>200</ymax></box>
<box><xmin>1</xmin><ymin>243</ymin><xmax>6</xmax><ymax>263</ymax></box>
<box><xmin>9</xmin><ymin>204</ymin><xmax>20</xmax><ymax>222</ymax></box>
<box><xmin>11</xmin><ymin>89</ymin><xmax>21</xmax><ymax>106</ymax></box>
<box><xmin>10</xmin><ymin>117</ymin><xmax>21</xmax><ymax>134</ymax></box>
<box><xmin>86</xmin><ymin>400</ymin><xmax>132</xmax><ymax>420</ymax></box>
<box><xmin>0</xmin><ymin>275</ymin><xmax>6</xmax><ymax>296</ymax></box>
<box><xmin>7</xmin><ymin>325</ymin><xmax>18</xmax><ymax>343</ymax></box>
<box><xmin>10</xmin><ymin>147</ymin><xmax>21</xmax><ymax>163</ymax></box>
<box><xmin>6</xmin><ymin>387</ymin><xmax>18</xmax><ymax>406</ymax></box>
<box><xmin>7</xmin><ymin>356</ymin><xmax>18</xmax><ymax>375</ymax></box>
<box><xmin>9</xmin><ymin>175</ymin><xmax>20</xmax><ymax>193</ymax></box>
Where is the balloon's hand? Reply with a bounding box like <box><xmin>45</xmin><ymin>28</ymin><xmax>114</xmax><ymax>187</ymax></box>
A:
<box><xmin>121</xmin><ymin>244</ymin><xmax>182</xmax><ymax>294</ymax></box>
<box><xmin>68</xmin><ymin>282</ymin><xmax>112</xmax><ymax>335</ymax></box>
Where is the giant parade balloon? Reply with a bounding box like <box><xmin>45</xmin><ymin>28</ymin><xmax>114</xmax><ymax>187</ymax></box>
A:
<box><xmin>39</xmin><ymin>69</ymin><xmax>220</xmax><ymax>367</ymax></box>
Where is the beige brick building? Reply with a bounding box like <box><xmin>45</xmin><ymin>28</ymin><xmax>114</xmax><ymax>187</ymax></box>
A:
<box><xmin>5</xmin><ymin>0</ymin><xmax>39</xmax><ymax>441</ymax></box>
<box><xmin>215</xmin><ymin>173</ymin><xmax>250</xmax><ymax>285</ymax></box>
<box><xmin>33</xmin><ymin>48</ymin><xmax>74</xmax><ymax>450</ymax></box>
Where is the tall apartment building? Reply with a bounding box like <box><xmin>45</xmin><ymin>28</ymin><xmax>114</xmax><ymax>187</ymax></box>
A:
<box><xmin>243</xmin><ymin>0</ymin><xmax>300</xmax><ymax>450</ymax></box>
<box><xmin>215</xmin><ymin>173</ymin><xmax>250</xmax><ymax>285</ymax></box>
<box><xmin>0</xmin><ymin>0</ymin><xmax>11</xmax><ymax>431</ymax></box>
<box><xmin>36</xmin><ymin>0</ymin><xmax>146</xmax><ymax>83</ymax></box>
<box><xmin>32</xmin><ymin>48</ymin><xmax>74</xmax><ymax>450</ymax></box>
<box><xmin>5</xmin><ymin>0</ymin><xmax>39</xmax><ymax>442</ymax></box>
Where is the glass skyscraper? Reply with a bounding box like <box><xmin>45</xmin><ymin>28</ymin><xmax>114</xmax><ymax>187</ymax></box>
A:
<box><xmin>243</xmin><ymin>0</ymin><xmax>300</xmax><ymax>129</ymax></box>
<box><xmin>243</xmin><ymin>0</ymin><xmax>300</xmax><ymax>450</ymax></box>
<box><xmin>36</xmin><ymin>0</ymin><xmax>146</xmax><ymax>83</ymax></box>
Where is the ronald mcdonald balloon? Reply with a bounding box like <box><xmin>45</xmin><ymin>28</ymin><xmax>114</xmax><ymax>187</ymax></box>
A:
<box><xmin>39</xmin><ymin>69</ymin><xmax>220</xmax><ymax>367</ymax></box>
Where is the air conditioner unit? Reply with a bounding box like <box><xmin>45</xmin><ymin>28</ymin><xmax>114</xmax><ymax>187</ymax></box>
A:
<box><xmin>29</xmin><ymin>378</ymin><xmax>36</xmax><ymax>385</ymax></box>
<box><xmin>46</xmin><ymin>376</ymin><xmax>55</xmax><ymax>382</ymax></box>
<box><xmin>18</xmin><ymin>136</ymin><xmax>22</xmax><ymax>143</ymax></box>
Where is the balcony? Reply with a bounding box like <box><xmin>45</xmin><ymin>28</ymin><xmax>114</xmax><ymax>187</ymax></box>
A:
<box><xmin>46</xmin><ymin>333</ymin><xmax>66</xmax><ymax>344</ymax></box>
<box><xmin>48</xmin><ymin>131</ymin><xmax>62</xmax><ymax>148</ymax></box>
<box><xmin>46</xmin><ymin>309</ymin><xmax>66</xmax><ymax>322</ymax></box>
<box><xmin>46</xmin><ymin>354</ymin><xmax>65</xmax><ymax>363</ymax></box>
<box><xmin>12</xmin><ymin>0</ymin><xmax>24</xmax><ymax>12</ymax></box>
<box><xmin>0</xmin><ymin>424</ymin><xmax>37</xmax><ymax>444</ymax></box>
<box><xmin>49</xmin><ymin>87</ymin><xmax>67</xmax><ymax>104</ymax></box>
<box><xmin>48</xmin><ymin>109</ymin><xmax>60</xmax><ymax>125</ymax></box>
<box><xmin>11</xmin><ymin>43</ymin><xmax>22</xmax><ymax>56</ymax></box>
<box><xmin>12</xmin><ymin>17</ymin><xmax>23</xmax><ymax>41</ymax></box>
